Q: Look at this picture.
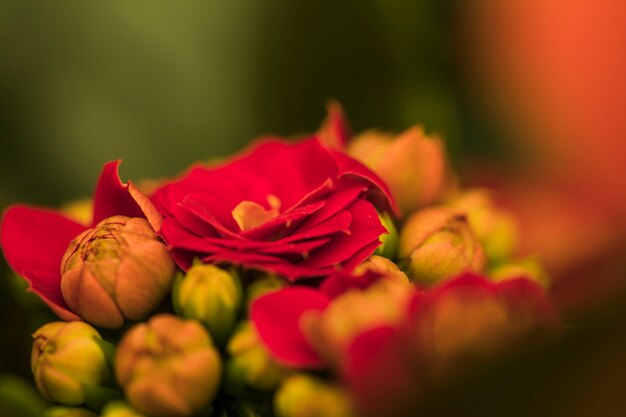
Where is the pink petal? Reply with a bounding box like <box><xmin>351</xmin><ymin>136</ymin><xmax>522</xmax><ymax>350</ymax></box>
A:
<box><xmin>251</xmin><ymin>287</ymin><xmax>330</xmax><ymax>368</ymax></box>
<box><xmin>0</xmin><ymin>206</ymin><xmax>84</xmax><ymax>321</ymax></box>
<box><xmin>92</xmin><ymin>161</ymin><xmax>162</xmax><ymax>230</ymax></box>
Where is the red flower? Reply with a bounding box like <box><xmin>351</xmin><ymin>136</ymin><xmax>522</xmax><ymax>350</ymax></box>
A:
<box><xmin>0</xmin><ymin>161</ymin><xmax>161</xmax><ymax>321</ymax></box>
<box><xmin>152</xmin><ymin>138</ymin><xmax>396</xmax><ymax>279</ymax></box>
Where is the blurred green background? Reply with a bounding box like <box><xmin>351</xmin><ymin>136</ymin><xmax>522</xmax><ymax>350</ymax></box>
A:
<box><xmin>1</xmin><ymin>1</ymin><xmax>625</xmax><ymax>416</ymax></box>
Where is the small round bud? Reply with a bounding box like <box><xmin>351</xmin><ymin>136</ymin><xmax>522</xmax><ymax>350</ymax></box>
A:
<box><xmin>348</xmin><ymin>127</ymin><xmax>453</xmax><ymax>215</ymax></box>
<box><xmin>174</xmin><ymin>263</ymin><xmax>242</xmax><ymax>345</ymax></box>
<box><xmin>399</xmin><ymin>207</ymin><xmax>486</xmax><ymax>285</ymax></box>
<box><xmin>100</xmin><ymin>401</ymin><xmax>146</xmax><ymax>417</ymax></box>
<box><xmin>31</xmin><ymin>322</ymin><xmax>110</xmax><ymax>406</ymax></box>
<box><xmin>115</xmin><ymin>314</ymin><xmax>221</xmax><ymax>417</ymax></box>
<box><xmin>449</xmin><ymin>189</ymin><xmax>519</xmax><ymax>260</ymax></box>
<box><xmin>245</xmin><ymin>274</ymin><xmax>285</xmax><ymax>311</ymax></box>
<box><xmin>490</xmin><ymin>258</ymin><xmax>550</xmax><ymax>288</ymax></box>
<box><xmin>224</xmin><ymin>322</ymin><xmax>286</xmax><ymax>395</ymax></box>
<box><xmin>354</xmin><ymin>255</ymin><xmax>409</xmax><ymax>284</ymax></box>
<box><xmin>374</xmin><ymin>212</ymin><xmax>398</xmax><ymax>260</ymax></box>
<box><xmin>303</xmin><ymin>277</ymin><xmax>412</xmax><ymax>365</ymax></box>
<box><xmin>274</xmin><ymin>374</ymin><xmax>356</xmax><ymax>417</ymax></box>
<box><xmin>61</xmin><ymin>216</ymin><xmax>176</xmax><ymax>329</ymax></box>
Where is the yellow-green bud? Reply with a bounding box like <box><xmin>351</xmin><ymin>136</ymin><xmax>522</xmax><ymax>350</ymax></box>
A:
<box><xmin>31</xmin><ymin>322</ymin><xmax>110</xmax><ymax>406</ymax></box>
<box><xmin>490</xmin><ymin>258</ymin><xmax>550</xmax><ymax>288</ymax></box>
<box><xmin>100</xmin><ymin>401</ymin><xmax>146</xmax><ymax>417</ymax></box>
<box><xmin>225</xmin><ymin>322</ymin><xmax>286</xmax><ymax>394</ymax></box>
<box><xmin>44</xmin><ymin>407</ymin><xmax>98</xmax><ymax>417</ymax></box>
<box><xmin>115</xmin><ymin>314</ymin><xmax>221</xmax><ymax>417</ymax></box>
<box><xmin>61</xmin><ymin>216</ymin><xmax>176</xmax><ymax>329</ymax></box>
<box><xmin>174</xmin><ymin>263</ymin><xmax>242</xmax><ymax>345</ymax></box>
<box><xmin>274</xmin><ymin>375</ymin><xmax>356</xmax><ymax>417</ymax></box>
<box><xmin>245</xmin><ymin>274</ymin><xmax>285</xmax><ymax>311</ymax></box>
<box><xmin>374</xmin><ymin>212</ymin><xmax>398</xmax><ymax>260</ymax></box>
<box><xmin>449</xmin><ymin>189</ymin><xmax>519</xmax><ymax>260</ymax></box>
<box><xmin>399</xmin><ymin>207</ymin><xmax>486</xmax><ymax>285</ymax></box>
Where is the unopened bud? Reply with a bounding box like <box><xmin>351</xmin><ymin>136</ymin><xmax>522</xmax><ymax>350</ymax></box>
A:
<box><xmin>31</xmin><ymin>322</ymin><xmax>110</xmax><ymax>406</ymax></box>
<box><xmin>115</xmin><ymin>314</ymin><xmax>221</xmax><ymax>417</ymax></box>
<box><xmin>61</xmin><ymin>216</ymin><xmax>176</xmax><ymax>329</ymax></box>
<box><xmin>348</xmin><ymin>127</ymin><xmax>452</xmax><ymax>215</ymax></box>
<box><xmin>490</xmin><ymin>258</ymin><xmax>550</xmax><ymax>288</ymax></box>
<box><xmin>354</xmin><ymin>255</ymin><xmax>409</xmax><ymax>284</ymax></box>
<box><xmin>245</xmin><ymin>274</ymin><xmax>285</xmax><ymax>312</ymax></box>
<box><xmin>449</xmin><ymin>189</ymin><xmax>518</xmax><ymax>260</ymax></box>
<box><xmin>374</xmin><ymin>212</ymin><xmax>398</xmax><ymax>260</ymax></box>
<box><xmin>224</xmin><ymin>322</ymin><xmax>286</xmax><ymax>395</ymax></box>
<box><xmin>304</xmin><ymin>278</ymin><xmax>412</xmax><ymax>365</ymax></box>
<box><xmin>399</xmin><ymin>207</ymin><xmax>486</xmax><ymax>285</ymax></box>
<box><xmin>274</xmin><ymin>375</ymin><xmax>356</xmax><ymax>417</ymax></box>
<box><xmin>174</xmin><ymin>263</ymin><xmax>242</xmax><ymax>345</ymax></box>
<box><xmin>100</xmin><ymin>401</ymin><xmax>146</xmax><ymax>417</ymax></box>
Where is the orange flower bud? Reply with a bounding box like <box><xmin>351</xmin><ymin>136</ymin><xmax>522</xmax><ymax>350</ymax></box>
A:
<box><xmin>115</xmin><ymin>315</ymin><xmax>221</xmax><ymax>417</ymax></box>
<box><xmin>61</xmin><ymin>216</ymin><xmax>176</xmax><ymax>329</ymax></box>
<box><xmin>354</xmin><ymin>255</ymin><xmax>409</xmax><ymax>284</ymax></box>
<box><xmin>348</xmin><ymin>127</ymin><xmax>452</xmax><ymax>215</ymax></box>
<box><xmin>399</xmin><ymin>207</ymin><xmax>486</xmax><ymax>285</ymax></box>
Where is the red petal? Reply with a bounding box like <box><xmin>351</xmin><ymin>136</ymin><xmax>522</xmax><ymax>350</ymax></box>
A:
<box><xmin>251</xmin><ymin>287</ymin><xmax>330</xmax><ymax>368</ymax></box>
<box><xmin>0</xmin><ymin>206</ymin><xmax>84</xmax><ymax>320</ymax></box>
<box><xmin>320</xmin><ymin>270</ymin><xmax>381</xmax><ymax>299</ymax></box>
<box><xmin>345</xmin><ymin>326</ymin><xmax>419</xmax><ymax>417</ymax></box>
<box><xmin>92</xmin><ymin>161</ymin><xmax>162</xmax><ymax>230</ymax></box>
<box><xmin>316</xmin><ymin>100</ymin><xmax>351</xmax><ymax>151</ymax></box>
<box><xmin>332</xmin><ymin>151</ymin><xmax>400</xmax><ymax>217</ymax></box>
<box><xmin>299</xmin><ymin>199</ymin><xmax>385</xmax><ymax>269</ymax></box>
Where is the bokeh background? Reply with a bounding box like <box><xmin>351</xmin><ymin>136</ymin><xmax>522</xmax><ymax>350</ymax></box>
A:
<box><xmin>1</xmin><ymin>1</ymin><xmax>626</xmax><ymax>416</ymax></box>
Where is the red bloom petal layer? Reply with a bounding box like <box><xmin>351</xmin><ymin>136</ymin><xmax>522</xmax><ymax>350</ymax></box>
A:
<box><xmin>0</xmin><ymin>206</ymin><xmax>84</xmax><ymax>320</ymax></box>
<box><xmin>153</xmin><ymin>138</ymin><xmax>395</xmax><ymax>280</ymax></box>
<box><xmin>251</xmin><ymin>287</ymin><xmax>330</xmax><ymax>368</ymax></box>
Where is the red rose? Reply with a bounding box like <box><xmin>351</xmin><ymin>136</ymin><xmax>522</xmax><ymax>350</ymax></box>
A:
<box><xmin>0</xmin><ymin>161</ymin><xmax>161</xmax><ymax>321</ymax></box>
<box><xmin>152</xmin><ymin>138</ymin><xmax>396</xmax><ymax>279</ymax></box>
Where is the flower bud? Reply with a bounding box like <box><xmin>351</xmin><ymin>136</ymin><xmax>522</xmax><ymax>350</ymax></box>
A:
<box><xmin>274</xmin><ymin>375</ymin><xmax>356</xmax><ymax>417</ymax></box>
<box><xmin>490</xmin><ymin>258</ymin><xmax>550</xmax><ymax>288</ymax></box>
<box><xmin>374</xmin><ymin>212</ymin><xmax>398</xmax><ymax>259</ymax></box>
<box><xmin>31</xmin><ymin>322</ymin><xmax>110</xmax><ymax>406</ymax></box>
<box><xmin>399</xmin><ymin>207</ymin><xmax>486</xmax><ymax>285</ymax></box>
<box><xmin>61</xmin><ymin>216</ymin><xmax>176</xmax><ymax>329</ymax></box>
<box><xmin>100</xmin><ymin>401</ymin><xmax>146</xmax><ymax>417</ymax></box>
<box><xmin>303</xmin><ymin>277</ymin><xmax>412</xmax><ymax>366</ymax></box>
<box><xmin>224</xmin><ymin>322</ymin><xmax>286</xmax><ymax>395</ymax></box>
<box><xmin>173</xmin><ymin>263</ymin><xmax>242</xmax><ymax>345</ymax></box>
<box><xmin>245</xmin><ymin>274</ymin><xmax>285</xmax><ymax>311</ymax></box>
<box><xmin>354</xmin><ymin>255</ymin><xmax>409</xmax><ymax>284</ymax></box>
<box><xmin>348</xmin><ymin>127</ymin><xmax>452</xmax><ymax>215</ymax></box>
<box><xmin>44</xmin><ymin>407</ymin><xmax>98</xmax><ymax>417</ymax></box>
<box><xmin>449</xmin><ymin>189</ymin><xmax>519</xmax><ymax>260</ymax></box>
<box><xmin>115</xmin><ymin>314</ymin><xmax>221</xmax><ymax>417</ymax></box>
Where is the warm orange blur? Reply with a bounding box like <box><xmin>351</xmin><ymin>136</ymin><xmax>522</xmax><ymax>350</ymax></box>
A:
<box><xmin>468</xmin><ymin>0</ymin><xmax>626</xmax><ymax>311</ymax></box>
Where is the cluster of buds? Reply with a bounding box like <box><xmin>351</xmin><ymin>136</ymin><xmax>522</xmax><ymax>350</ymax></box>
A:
<box><xmin>0</xmin><ymin>105</ymin><xmax>560</xmax><ymax>417</ymax></box>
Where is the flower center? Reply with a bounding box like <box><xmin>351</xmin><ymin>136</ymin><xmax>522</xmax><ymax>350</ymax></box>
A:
<box><xmin>232</xmin><ymin>195</ymin><xmax>281</xmax><ymax>231</ymax></box>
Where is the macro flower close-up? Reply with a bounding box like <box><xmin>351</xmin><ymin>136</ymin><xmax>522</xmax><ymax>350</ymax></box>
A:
<box><xmin>1</xmin><ymin>2</ymin><xmax>625</xmax><ymax>417</ymax></box>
